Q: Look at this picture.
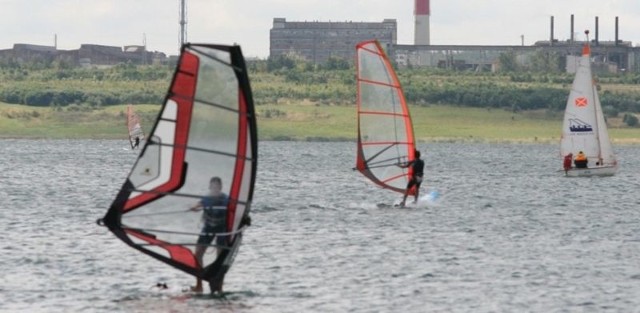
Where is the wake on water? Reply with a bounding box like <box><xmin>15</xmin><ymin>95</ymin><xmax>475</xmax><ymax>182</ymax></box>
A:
<box><xmin>392</xmin><ymin>189</ymin><xmax>443</xmax><ymax>209</ymax></box>
<box><xmin>359</xmin><ymin>189</ymin><xmax>443</xmax><ymax>209</ymax></box>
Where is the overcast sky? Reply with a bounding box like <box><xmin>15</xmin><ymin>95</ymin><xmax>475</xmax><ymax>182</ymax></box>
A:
<box><xmin>2</xmin><ymin>0</ymin><xmax>639</xmax><ymax>58</ymax></box>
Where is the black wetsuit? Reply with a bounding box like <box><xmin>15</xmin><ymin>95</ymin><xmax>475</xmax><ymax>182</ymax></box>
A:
<box><xmin>407</xmin><ymin>158</ymin><xmax>425</xmax><ymax>189</ymax></box>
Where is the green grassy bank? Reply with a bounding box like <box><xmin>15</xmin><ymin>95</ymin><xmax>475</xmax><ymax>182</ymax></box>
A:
<box><xmin>1</xmin><ymin>101</ymin><xmax>639</xmax><ymax>144</ymax></box>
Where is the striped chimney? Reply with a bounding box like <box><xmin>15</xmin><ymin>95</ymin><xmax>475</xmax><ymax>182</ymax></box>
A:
<box><xmin>414</xmin><ymin>0</ymin><xmax>430</xmax><ymax>45</ymax></box>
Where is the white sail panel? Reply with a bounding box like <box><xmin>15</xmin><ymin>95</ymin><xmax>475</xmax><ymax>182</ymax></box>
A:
<box><xmin>561</xmin><ymin>52</ymin><xmax>600</xmax><ymax>157</ymax></box>
<box><xmin>593</xmin><ymin>91</ymin><xmax>615</xmax><ymax>164</ymax></box>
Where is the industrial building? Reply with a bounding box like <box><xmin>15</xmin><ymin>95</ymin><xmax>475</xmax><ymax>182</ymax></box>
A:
<box><xmin>0</xmin><ymin>43</ymin><xmax>167</xmax><ymax>67</ymax></box>
<box><xmin>393</xmin><ymin>13</ymin><xmax>639</xmax><ymax>73</ymax></box>
<box><xmin>269</xmin><ymin>0</ymin><xmax>640</xmax><ymax>73</ymax></box>
<box><xmin>269</xmin><ymin>18</ymin><xmax>397</xmax><ymax>64</ymax></box>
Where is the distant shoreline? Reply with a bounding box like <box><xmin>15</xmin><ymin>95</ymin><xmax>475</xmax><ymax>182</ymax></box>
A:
<box><xmin>1</xmin><ymin>102</ymin><xmax>639</xmax><ymax>144</ymax></box>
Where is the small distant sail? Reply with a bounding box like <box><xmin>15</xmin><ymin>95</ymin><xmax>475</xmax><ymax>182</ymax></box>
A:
<box><xmin>355</xmin><ymin>40</ymin><xmax>416</xmax><ymax>194</ymax></box>
<box><xmin>127</xmin><ymin>104</ymin><xmax>145</xmax><ymax>149</ymax></box>
<box><xmin>99</xmin><ymin>44</ymin><xmax>258</xmax><ymax>290</ymax></box>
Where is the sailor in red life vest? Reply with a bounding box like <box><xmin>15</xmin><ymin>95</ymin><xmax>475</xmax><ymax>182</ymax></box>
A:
<box><xmin>563</xmin><ymin>153</ymin><xmax>573</xmax><ymax>174</ymax></box>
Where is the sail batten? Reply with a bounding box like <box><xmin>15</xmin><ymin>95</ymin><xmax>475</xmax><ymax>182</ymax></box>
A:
<box><xmin>355</xmin><ymin>40</ymin><xmax>417</xmax><ymax>194</ymax></box>
<box><xmin>359</xmin><ymin>111</ymin><xmax>409</xmax><ymax>117</ymax></box>
<box><xmin>362</xmin><ymin>141</ymin><xmax>412</xmax><ymax>146</ymax></box>
<box><xmin>101</xmin><ymin>43</ymin><xmax>258</xmax><ymax>289</ymax></box>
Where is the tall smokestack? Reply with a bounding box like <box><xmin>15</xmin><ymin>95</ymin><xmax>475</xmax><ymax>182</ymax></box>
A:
<box><xmin>414</xmin><ymin>0</ymin><xmax>430</xmax><ymax>45</ymax></box>
<box><xmin>570</xmin><ymin>14</ymin><xmax>574</xmax><ymax>42</ymax></box>
<box><xmin>550</xmin><ymin>16</ymin><xmax>554</xmax><ymax>45</ymax></box>
<box><xmin>615</xmin><ymin>16</ymin><xmax>619</xmax><ymax>45</ymax></box>
<box><xmin>595</xmin><ymin>16</ymin><xmax>599</xmax><ymax>45</ymax></box>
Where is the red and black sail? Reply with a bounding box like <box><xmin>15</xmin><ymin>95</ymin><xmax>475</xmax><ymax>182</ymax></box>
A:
<box><xmin>100</xmin><ymin>44</ymin><xmax>257</xmax><ymax>288</ymax></box>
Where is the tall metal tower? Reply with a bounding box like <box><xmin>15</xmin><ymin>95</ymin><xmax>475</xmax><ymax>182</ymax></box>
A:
<box><xmin>179</xmin><ymin>0</ymin><xmax>188</xmax><ymax>47</ymax></box>
<box><xmin>414</xmin><ymin>0</ymin><xmax>430</xmax><ymax>45</ymax></box>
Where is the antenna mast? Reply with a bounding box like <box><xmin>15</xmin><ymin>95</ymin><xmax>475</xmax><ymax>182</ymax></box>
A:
<box><xmin>179</xmin><ymin>0</ymin><xmax>187</xmax><ymax>47</ymax></box>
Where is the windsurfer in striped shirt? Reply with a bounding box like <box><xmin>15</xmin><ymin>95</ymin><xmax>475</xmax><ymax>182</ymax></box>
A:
<box><xmin>189</xmin><ymin>176</ymin><xmax>229</xmax><ymax>293</ymax></box>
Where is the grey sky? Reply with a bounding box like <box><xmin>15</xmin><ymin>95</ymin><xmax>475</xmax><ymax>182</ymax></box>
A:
<box><xmin>2</xmin><ymin>0</ymin><xmax>639</xmax><ymax>58</ymax></box>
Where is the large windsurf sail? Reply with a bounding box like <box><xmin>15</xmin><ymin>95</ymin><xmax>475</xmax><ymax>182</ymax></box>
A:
<box><xmin>127</xmin><ymin>104</ymin><xmax>145</xmax><ymax>149</ymax></box>
<box><xmin>99</xmin><ymin>43</ymin><xmax>257</xmax><ymax>291</ymax></box>
<box><xmin>355</xmin><ymin>40</ymin><xmax>416</xmax><ymax>194</ymax></box>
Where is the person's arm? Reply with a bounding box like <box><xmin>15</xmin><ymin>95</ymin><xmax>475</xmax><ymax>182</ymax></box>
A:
<box><xmin>189</xmin><ymin>201</ymin><xmax>203</xmax><ymax>212</ymax></box>
<box><xmin>398</xmin><ymin>159</ymin><xmax>414</xmax><ymax>168</ymax></box>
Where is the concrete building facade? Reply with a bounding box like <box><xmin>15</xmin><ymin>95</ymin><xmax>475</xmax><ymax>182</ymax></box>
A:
<box><xmin>269</xmin><ymin>18</ymin><xmax>397</xmax><ymax>64</ymax></box>
<box><xmin>0</xmin><ymin>43</ymin><xmax>167</xmax><ymax>67</ymax></box>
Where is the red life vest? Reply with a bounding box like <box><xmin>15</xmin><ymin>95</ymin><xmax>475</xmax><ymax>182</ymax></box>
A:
<box><xmin>563</xmin><ymin>155</ymin><xmax>572</xmax><ymax>169</ymax></box>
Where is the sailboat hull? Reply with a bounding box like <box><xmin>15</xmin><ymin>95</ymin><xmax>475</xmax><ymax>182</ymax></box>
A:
<box><xmin>565</xmin><ymin>165</ymin><xmax>617</xmax><ymax>177</ymax></box>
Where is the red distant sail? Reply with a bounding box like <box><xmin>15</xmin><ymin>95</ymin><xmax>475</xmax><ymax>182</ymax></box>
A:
<box><xmin>126</xmin><ymin>104</ymin><xmax>145</xmax><ymax>149</ymax></box>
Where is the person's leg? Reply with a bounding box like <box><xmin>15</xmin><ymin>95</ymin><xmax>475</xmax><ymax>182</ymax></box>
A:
<box><xmin>192</xmin><ymin>244</ymin><xmax>206</xmax><ymax>292</ymax></box>
<box><xmin>401</xmin><ymin>179</ymin><xmax>415</xmax><ymax>206</ymax></box>
<box><xmin>192</xmin><ymin>227</ymin><xmax>213</xmax><ymax>292</ymax></box>
<box><xmin>414</xmin><ymin>182</ymin><xmax>421</xmax><ymax>203</ymax></box>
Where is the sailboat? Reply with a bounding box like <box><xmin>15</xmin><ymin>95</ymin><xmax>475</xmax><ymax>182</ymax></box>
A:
<box><xmin>126</xmin><ymin>104</ymin><xmax>145</xmax><ymax>149</ymax></box>
<box><xmin>98</xmin><ymin>43</ymin><xmax>258</xmax><ymax>293</ymax></box>
<box><xmin>560</xmin><ymin>31</ymin><xmax>617</xmax><ymax>177</ymax></box>
<box><xmin>354</xmin><ymin>40</ymin><xmax>418</xmax><ymax>197</ymax></box>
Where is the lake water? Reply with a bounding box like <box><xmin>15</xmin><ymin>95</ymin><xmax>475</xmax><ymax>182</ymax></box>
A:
<box><xmin>1</xmin><ymin>140</ymin><xmax>639</xmax><ymax>312</ymax></box>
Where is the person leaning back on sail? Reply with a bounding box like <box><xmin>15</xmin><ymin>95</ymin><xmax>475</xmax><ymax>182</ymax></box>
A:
<box><xmin>574</xmin><ymin>151</ymin><xmax>588</xmax><ymax>168</ymax></box>
<box><xmin>189</xmin><ymin>176</ymin><xmax>229</xmax><ymax>293</ymax></box>
<box><xmin>398</xmin><ymin>150</ymin><xmax>425</xmax><ymax>207</ymax></box>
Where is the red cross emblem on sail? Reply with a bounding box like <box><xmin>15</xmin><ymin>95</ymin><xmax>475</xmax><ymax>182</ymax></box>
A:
<box><xmin>574</xmin><ymin>97</ymin><xmax>588</xmax><ymax>107</ymax></box>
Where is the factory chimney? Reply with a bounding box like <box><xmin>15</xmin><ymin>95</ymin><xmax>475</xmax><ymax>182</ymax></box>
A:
<box><xmin>570</xmin><ymin>14</ymin><xmax>574</xmax><ymax>42</ymax></box>
<box><xmin>550</xmin><ymin>16</ymin><xmax>554</xmax><ymax>45</ymax></box>
<box><xmin>414</xmin><ymin>0</ymin><xmax>430</xmax><ymax>45</ymax></box>
<box><xmin>615</xmin><ymin>16</ymin><xmax>619</xmax><ymax>45</ymax></box>
<box><xmin>595</xmin><ymin>16</ymin><xmax>599</xmax><ymax>45</ymax></box>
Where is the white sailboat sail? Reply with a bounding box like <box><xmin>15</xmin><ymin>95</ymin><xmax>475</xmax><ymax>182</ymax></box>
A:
<box><xmin>560</xmin><ymin>40</ymin><xmax>617</xmax><ymax>177</ymax></box>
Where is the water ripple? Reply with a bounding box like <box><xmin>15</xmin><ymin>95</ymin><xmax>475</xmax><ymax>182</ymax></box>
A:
<box><xmin>1</xmin><ymin>140</ymin><xmax>639</xmax><ymax>312</ymax></box>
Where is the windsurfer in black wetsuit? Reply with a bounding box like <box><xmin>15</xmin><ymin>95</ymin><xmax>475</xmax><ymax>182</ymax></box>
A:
<box><xmin>133</xmin><ymin>136</ymin><xmax>140</xmax><ymax>149</ymax></box>
<box><xmin>399</xmin><ymin>150</ymin><xmax>425</xmax><ymax>207</ymax></box>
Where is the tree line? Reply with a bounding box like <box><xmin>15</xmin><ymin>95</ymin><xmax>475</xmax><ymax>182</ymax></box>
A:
<box><xmin>1</xmin><ymin>54</ymin><xmax>640</xmax><ymax>123</ymax></box>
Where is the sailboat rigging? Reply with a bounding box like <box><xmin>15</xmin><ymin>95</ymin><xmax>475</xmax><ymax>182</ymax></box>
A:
<box><xmin>98</xmin><ymin>43</ymin><xmax>258</xmax><ymax>293</ymax></box>
<box><xmin>560</xmin><ymin>30</ymin><xmax>617</xmax><ymax>177</ymax></box>
<box><xmin>354</xmin><ymin>40</ymin><xmax>417</xmax><ymax>194</ymax></box>
<box><xmin>126</xmin><ymin>104</ymin><xmax>145</xmax><ymax>149</ymax></box>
